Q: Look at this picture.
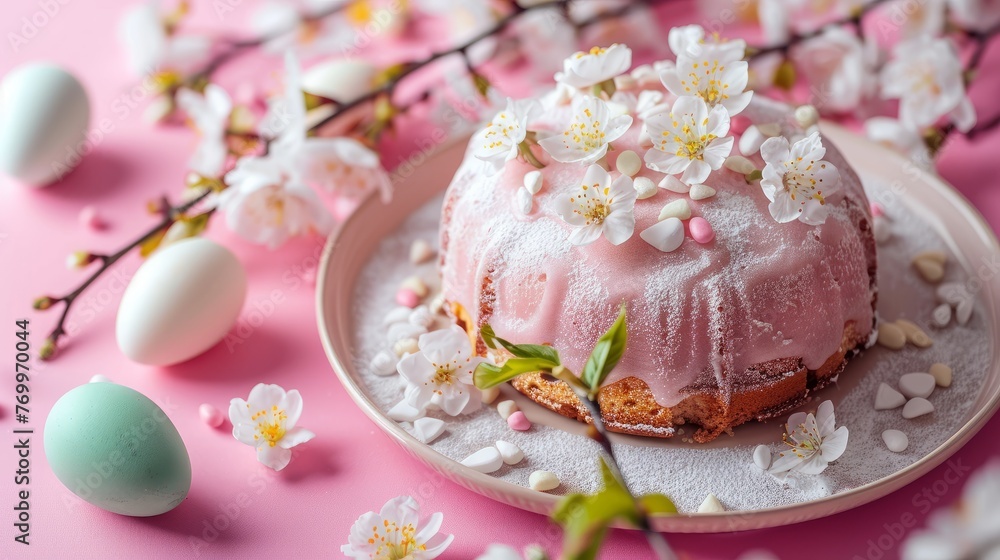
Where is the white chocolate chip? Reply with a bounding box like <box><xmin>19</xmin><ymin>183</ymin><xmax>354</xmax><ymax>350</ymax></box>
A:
<box><xmin>659</xmin><ymin>175</ymin><xmax>690</xmax><ymax>193</ymax></box>
<box><xmin>528</xmin><ymin>470</ymin><xmax>560</xmax><ymax>492</ymax></box>
<box><xmin>523</xmin><ymin>170</ymin><xmax>543</xmax><ymax>194</ymax></box>
<box><xmin>902</xmin><ymin>397</ymin><xmax>934</xmax><ymax>419</ymax></box>
<box><xmin>640</xmin><ymin>218</ymin><xmax>685</xmax><ymax>253</ymax></box>
<box><xmin>875</xmin><ymin>382</ymin><xmax>906</xmax><ymax>410</ymax></box>
<box><xmin>516</xmin><ymin>186</ymin><xmax>533</xmax><ymax>216</ymax></box>
<box><xmin>480</xmin><ymin>386</ymin><xmax>500</xmax><ymax>404</ymax></box>
<box><xmin>929</xmin><ymin>363</ymin><xmax>953</xmax><ymax>387</ymax></box>
<box><xmin>689</xmin><ymin>183</ymin><xmax>716</xmax><ymax>201</ymax></box>
<box><xmin>698</xmin><ymin>494</ymin><xmax>725</xmax><ymax>513</ymax></box>
<box><xmin>408</xmin><ymin>305</ymin><xmax>435</xmax><ymax>329</ymax></box>
<box><xmin>931</xmin><ymin>304</ymin><xmax>952</xmax><ymax>328</ymax></box>
<box><xmin>497</xmin><ymin>400</ymin><xmax>519</xmax><ymax>419</ymax></box>
<box><xmin>739</xmin><ymin>125</ymin><xmax>765</xmax><ymax>156</ymax></box>
<box><xmin>428</xmin><ymin>292</ymin><xmax>446</xmax><ymax>315</ymax></box>
<box><xmin>914</xmin><ymin>250</ymin><xmax>947</xmax><ymax>265</ymax></box>
<box><xmin>393</xmin><ymin>337</ymin><xmax>419</xmax><ymax>357</ymax></box>
<box><xmin>400</xmin><ymin>276</ymin><xmax>429</xmax><ymax>297</ymax></box>
<box><xmin>634</xmin><ymin>176</ymin><xmax>657</xmax><ymax>199</ymax></box>
<box><xmin>495</xmin><ymin>440</ymin><xmax>524</xmax><ymax>465</ymax></box>
<box><xmin>882</xmin><ymin>429</ymin><xmax>909</xmax><ymax>452</ymax></box>
<box><xmin>658</xmin><ymin>199</ymin><xmax>692</xmax><ymax>221</ymax></box>
<box><xmin>873</xmin><ymin>218</ymin><xmax>892</xmax><ymax>244</ymax></box>
<box><xmin>895</xmin><ymin>319</ymin><xmax>933</xmax><ymax>348</ymax></box>
<box><xmin>388</xmin><ymin>400</ymin><xmax>425</xmax><ymax>422</ymax></box>
<box><xmin>877</xmin><ymin>322</ymin><xmax>906</xmax><ymax>350</ymax></box>
<box><xmin>461</xmin><ymin>447</ymin><xmax>504</xmax><ymax>473</ymax></box>
<box><xmin>409</xmin><ymin>239</ymin><xmax>435</xmax><ymax>265</ymax></box>
<box><xmin>616</xmin><ymin>150</ymin><xmax>642</xmax><ymax>177</ymax></box>
<box><xmin>794</xmin><ymin>105</ymin><xmax>820</xmax><ymax>129</ymax></box>
<box><xmin>956</xmin><ymin>297</ymin><xmax>974</xmax><ymax>325</ymax></box>
<box><xmin>913</xmin><ymin>258</ymin><xmax>945</xmax><ymax>283</ymax></box>
<box><xmin>413</xmin><ymin>417</ymin><xmax>445</xmax><ymax>443</ymax></box>
<box><xmin>370</xmin><ymin>351</ymin><xmax>398</xmax><ymax>376</ymax></box>
<box><xmin>752</xmin><ymin>445</ymin><xmax>771</xmax><ymax>470</ymax></box>
<box><xmin>899</xmin><ymin>372</ymin><xmax>936</xmax><ymax>399</ymax></box>
<box><xmin>757</xmin><ymin>122</ymin><xmax>782</xmax><ymax>137</ymax></box>
<box><xmin>724</xmin><ymin>155</ymin><xmax>757</xmax><ymax>175</ymax></box>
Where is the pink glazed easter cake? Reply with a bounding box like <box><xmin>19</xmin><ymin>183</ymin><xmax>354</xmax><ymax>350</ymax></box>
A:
<box><xmin>438</xmin><ymin>53</ymin><xmax>878</xmax><ymax>442</ymax></box>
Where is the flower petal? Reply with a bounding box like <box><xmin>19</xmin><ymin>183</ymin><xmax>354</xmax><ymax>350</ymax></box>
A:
<box><xmin>278</xmin><ymin>426</ymin><xmax>315</xmax><ymax>449</ymax></box>
<box><xmin>257</xmin><ymin>443</ymin><xmax>292</xmax><ymax>470</ymax></box>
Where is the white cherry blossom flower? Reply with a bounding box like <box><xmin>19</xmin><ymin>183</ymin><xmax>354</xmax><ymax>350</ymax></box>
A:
<box><xmin>229</xmin><ymin>383</ymin><xmax>315</xmax><ymax>471</ymax></box>
<box><xmin>397</xmin><ymin>326</ymin><xmax>484</xmax><ymax>416</ymax></box>
<box><xmin>175</xmin><ymin>84</ymin><xmax>233</xmax><ymax>177</ymax></box>
<box><xmin>758</xmin><ymin>0</ymin><xmax>792</xmax><ymax>46</ymax></box>
<box><xmin>644</xmin><ymin>96</ymin><xmax>734</xmax><ymax>185</ymax></box>
<box><xmin>948</xmin><ymin>0</ymin><xmax>1000</xmax><ymax>33</ymax></box>
<box><xmin>901</xmin><ymin>460</ymin><xmax>1000</xmax><ymax>560</ymax></box>
<box><xmin>474</xmin><ymin>98</ymin><xmax>542</xmax><ymax>172</ymax></box>
<box><xmin>758</xmin><ymin>131</ymin><xmax>841</xmax><ymax>225</ymax></box>
<box><xmin>342</xmin><ymin>495</ymin><xmax>454</xmax><ymax>560</ymax></box>
<box><xmin>667</xmin><ymin>24</ymin><xmax>746</xmax><ymax>61</ymax></box>
<box><xmin>555</xmin><ymin>43</ymin><xmax>632</xmax><ymax>89</ymax></box>
<box><xmin>298</xmin><ymin>138</ymin><xmax>393</xmax><ymax>202</ymax></box>
<box><xmin>219</xmin><ymin>144</ymin><xmax>334</xmax><ymax>248</ymax></box>
<box><xmin>865</xmin><ymin>117</ymin><xmax>933</xmax><ymax>170</ymax></box>
<box><xmin>609</xmin><ymin>89</ymin><xmax>669</xmax><ymax>121</ymax></box>
<box><xmin>119</xmin><ymin>1</ymin><xmax>210</xmax><ymax>78</ymax></box>
<box><xmin>793</xmin><ymin>26</ymin><xmax>874</xmax><ymax>113</ymax></box>
<box><xmin>659</xmin><ymin>41</ymin><xmax>752</xmax><ymax>116</ymax></box>
<box><xmin>880</xmin><ymin>36</ymin><xmax>976</xmax><ymax>133</ymax></box>
<box><xmin>538</xmin><ymin>96</ymin><xmax>632</xmax><ymax>164</ymax></box>
<box><xmin>553</xmin><ymin>164</ymin><xmax>636</xmax><ymax>246</ymax></box>
<box><xmin>252</xmin><ymin>0</ymin><xmax>359</xmax><ymax>56</ymax></box>
<box><xmin>768</xmin><ymin>400</ymin><xmax>848</xmax><ymax>476</ymax></box>
<box><xmin>894</xmin><ymin>0</ymin><xmax>947</xmax><ymax>38</ymax></box>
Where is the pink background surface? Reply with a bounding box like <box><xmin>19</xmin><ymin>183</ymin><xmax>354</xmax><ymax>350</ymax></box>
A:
<box><xmin>1</xmin><ymin>1</ymin><xmax>999</xmax><ymax>558</ymax></box>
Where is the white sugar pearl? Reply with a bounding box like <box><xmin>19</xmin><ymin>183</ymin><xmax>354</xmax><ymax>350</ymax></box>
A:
<box><xmin>931</xmin><ymin>304</ymin><xmax>952</xmax><ymax>327</ymax></box>
<box><xmin>724</xmin><ymin>155</ymin><xmax>757</xmax><ymax>175</ymax></box>
<box><xmin>902</xmin><ymin>398</ymin><xmax>934</xmax><ymax>419</ymax></box>
<box><xmin>899</xmin><ymin>372</ymin><xmax>936</xmax><ymax>399</ymax></box>
<box><xmin>480</xmin><ymin>386</ymin><xmax>500</xmax><ymax>404</ymax></box>
<box><xmin>413</xmin><ymin>417</ymin><xmax>445</xmax><ymax>444</ymax></box>
<box><xmin>495</xmin><ymin>440</ymin><xmax>524</xmax><ymax>465</ymax></box>
<box><xmin>409</xmin><ymin>239</ymin><xmax>435</xmax><ymax>264</ymax></box>
<box><xmin>873</xmin><ymin>218</ymin><xmax>892</xmax><ymax>244</ymax></box>
<box><xmin>937</xmin><ymin>282</ymin><xmax>971</xmax><ymax>305</ymax></box>
<box><xmin>370</xmin><ymin>351</ymin><xmax>398</xmax><ymax>376</ymax></box>
<box><xmin>408</xmin><ymin>305</ymin><xmax>435</xmax><ymax>329</ymax></box>
<box><xmin>383</xmin><ymin>306</ymin><xmax>413</xmax><ymax>326</ymax></box>
<box><xmin>634</xmin><ymin>176</ymin><xmax>657</xmax><ymax>199</ymax></box>
<box><xmin>388</xmin><ymin>322</ymin><xmax>426</xmax><ymax>345</ymax></box>
<box><xmin>461</xmin><ymin>447</ymin><xmax>503</xmax><ymax>473</ymax></box>
<box><xmin>739</xmin><ymin>125</ymin><xmax>765</xmax><ymax>156</ymax></box>
<box><xmin>689</xmin><ymin>184</ymin><xmax>716</xmax><ymax>201</ymax></box>
<box><xmin>882</xmin><ymin>429</ymin><xmax>908</xmax><ymax>452</ymax></box>
<box><xmin>640</xmin><ymin>218</ymin><xmax>684</xmax><ymax>253</ymax></box>
<box><xmin>529</xmin><ymin>470</ymin><xmax>560</xmax><ymax>491</ymax></box>
<box><xmin>956</xmin><ymin>297</ymin><xmax>974</xmax><ymax>325</ymax></box>
<box><xmin>388</xmin><ymin>400</ymin><xmax>425</xmax><ymax>422</ymax></box>
<box><xmin>752</xmin><ymin>445</ymin><xmax>771</xmax><ymax>470</ymax></box>
<box><xmin>658</xmin><ymin>199</ymin><xmax>691</xmax><ymax>221</ymax></box>
<box><xmin>874</xmin><ymin>382</ymin><xmax>906</xmax><ymax>410</ymax></box>
<box><xmin>516</xmin><ymin>186</ymin><xmax>533</xmax><ymax>215</ymax></box>
<box><xmin>523</xmin><ymin>170</ymin><xmax>543</xmax><ymax>194</ymax></box>
<box><xmin>616</xmin><ymin>150</ymin><xmax>642</xmax><ymax>177</ymax></box>
<box><xmin>393</xmin><ymin>337</ymin><xmax>419</xmax><ymax>357</ymax></box>
<box><xmin>497</xmin><ymin>400</ymin><xmax>519</xmax><ymax>419</ymax></box>
<box><xmin>757</xmin><ymin>122</ymin><xmax>782</xmax><ymax>137</ymax></box>
<box><xmin>795</xmin><ymin>105</ymin><xmax>820</xmax><ymax>129</ymax></box>
<box><xmin>698</xmin><ymin>494</ymin><xmax>725</xmax><ymax>513</ymax></box>
<box><xmin>659</xmin><ymin>174</ymin><xmax>689</xmax><ymax>193</ymax></box>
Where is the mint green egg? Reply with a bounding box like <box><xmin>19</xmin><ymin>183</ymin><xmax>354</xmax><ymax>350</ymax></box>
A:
<box><xmin>44</xmin><ymin>383</ymin><xmax>191</xmax><ymax>516</ymax></box>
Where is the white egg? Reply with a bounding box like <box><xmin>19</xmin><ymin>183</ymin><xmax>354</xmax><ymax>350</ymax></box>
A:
<box><xmin>0</xmin><ymin>63</ymin><xmax>90</xmax><ymax>186</ymax></box>
<box><xmin>301</xmin><ymin>59</ymin><xmax>377</xmax><ymax>103</ymax></box>
<box><xmin>116</xmin><ymin>238</ymin><xmax>247</xmax><ymax>366</ymax></box>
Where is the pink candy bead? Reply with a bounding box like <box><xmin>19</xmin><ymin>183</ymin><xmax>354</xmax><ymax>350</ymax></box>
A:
<box><xmin>689</xmin><ymin>217</ymin><xmax>715</xmax><ymax>244</ymax></box>
<box><xmin>78</xmin><ymin>206</ymin><xmax>105</xmax><ymax>230</ymax></box>
<box><xmin>199</xmin><ymin>403</ymin><xmax>225</xmax><ymax>428</ymax></box>
<box><xmin>870</xmin><ymin>202</ymin><xmax>885</xmax><ymax>217</ymax></box>
<box><xmin>396</xmin><ymin>288</ymin><xmax>420</xmax><ymax>308</ymax></box>
<box><xmin>507</xmin><ymin>411</ymin><xmax>531</xmax><ymax>431</ymax></box>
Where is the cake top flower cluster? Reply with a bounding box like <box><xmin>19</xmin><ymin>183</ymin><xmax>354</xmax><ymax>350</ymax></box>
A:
<box><xmin>472</xmin><ymin>26</ymin><xmax>847</xmax><ymax>252</ymax></box>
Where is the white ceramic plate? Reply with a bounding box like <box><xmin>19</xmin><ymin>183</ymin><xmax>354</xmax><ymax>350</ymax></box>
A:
<box><xmin>317</xmin><ymin>124</ymin><xmax>1000</xmax><ymax>532</ymax></box>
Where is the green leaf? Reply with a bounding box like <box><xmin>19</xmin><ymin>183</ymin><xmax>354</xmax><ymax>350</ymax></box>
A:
<box><xmin>581</xmin><ymin>305</ymin><xmax>628</xmax><ymax>393</ymax></box>
<box><xmin>473</xmin><ymin>357</ymin><xmax>558</xmax><ymax>390</ymax></box>
<box><xmin>638</xmin><ymin>494</ymin><xmax>677</xmax><ymax>516</ymax></box>
<box><xmin>480</xmin><ymin>324</ymin><xmax>560</xmax><ymax>365</ymax></box>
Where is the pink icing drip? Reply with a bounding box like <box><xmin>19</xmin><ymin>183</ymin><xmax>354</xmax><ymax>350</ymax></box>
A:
<box><xmin>440</xmin><ymin>96</ymin><xmax>875</xmax><ymax>407</ymax></box>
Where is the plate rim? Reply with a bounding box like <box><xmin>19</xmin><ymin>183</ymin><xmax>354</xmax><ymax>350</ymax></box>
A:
<box><xmin>316</xmin><ymin>123</ymin><xmax>1000</xmax><ymax>532</ymax></box>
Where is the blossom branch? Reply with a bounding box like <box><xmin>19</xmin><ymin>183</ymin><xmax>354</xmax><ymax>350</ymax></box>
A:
<box><xmin>747</xmin><ymin>0</ymin><xmax>889</xmax><ymax>58</ymax></box>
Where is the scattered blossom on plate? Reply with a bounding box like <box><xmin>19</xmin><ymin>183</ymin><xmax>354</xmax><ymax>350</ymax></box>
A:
<box><xmin>342</xmin><ymin>495</ymin><xmax>454</xmax><ymax>560</ymax></box>
<box><xmin>768</xmin><ymin>400</ymin><xmax>849</xmax><ymax>477</ymax></box>
<box><xmin>758</xmin><ymin>131</ymin><xmax>841</xmax><ymax>225</ymax></box>
<box><xmin>538</xmin><ymin>96</ymin><xmax>632</xmax><ymax>164</ymax></box>
<box><xmin>555</xmin><ymin>43</ymin><xmax>632</xmax><ymax>89</ymax></box>
<box><xmin>397</xmin><ymin>325</ymin><xmax>484</xmax><ymax>416</ymax></box>
<box><xmin>228</xmin><ymin>383</ymin><xmax>315</xmax><ymax>471</ymax></box>
<box><xmin>553</xmin><ymin>164</ymin><xmax>636</xmax><ymax>246</ymax></box>
<box><xmin>474</xmin><ymin>98</ymin><xmax>542</xmax><ymax>172</ymax></box>
<box><xmin>644</xmin><ymin>96</ymin><xmax>734</xmax><ymax>185</ymax></box>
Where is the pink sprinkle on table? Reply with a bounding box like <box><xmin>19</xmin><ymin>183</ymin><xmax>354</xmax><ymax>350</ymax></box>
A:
<box><xmin>199</xmin><ymin>403</ymin><xmax>225</xmax><ymax>428</ymax></box>
<box><xmin>689</xmin><ymin>217</ymin><xmax>715</xmax><ymax>244</ymax></box>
